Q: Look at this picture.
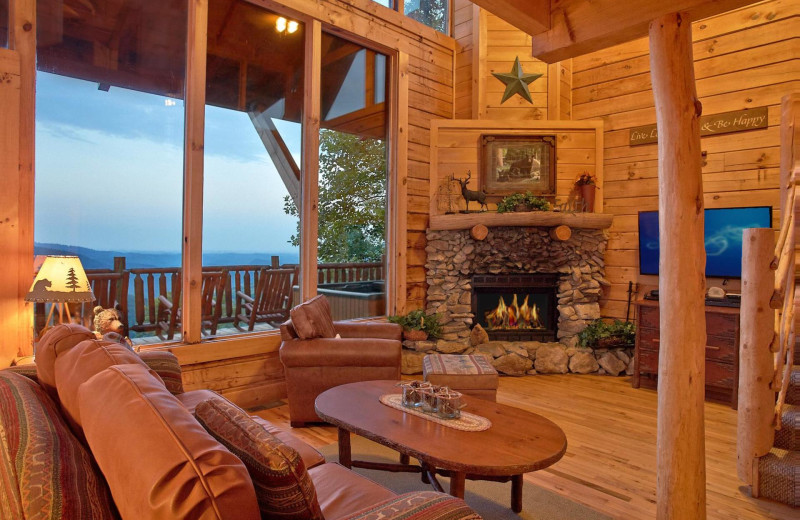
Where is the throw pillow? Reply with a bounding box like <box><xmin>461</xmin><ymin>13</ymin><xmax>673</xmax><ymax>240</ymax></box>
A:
<box><xmin>139</xmin><ymin>350</ymin><xmax>184</xmax><ymax>395</ymax></box>
<box><xmin>0</xmin><ymin>370</ymin><xmax>116</xmax><ymax>520</ymax></box>
<box><xmin>289</xmin><ymin>295</ymin><xmax>336</xmax><ymax>339</ymax></box>
<box><xmin>194</xmin><ymin>396</ymin><xmax>324</xmax><ymax>520</ymax></box>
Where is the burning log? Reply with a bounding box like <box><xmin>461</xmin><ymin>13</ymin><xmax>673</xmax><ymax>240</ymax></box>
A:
<box><xmin>484</xmin><ymin>293</ymin><xmax>544</xmax><ymax>330</ymax></box>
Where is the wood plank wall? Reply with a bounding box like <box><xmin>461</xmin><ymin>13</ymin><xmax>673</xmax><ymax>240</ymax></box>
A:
<box><xmin>453</xmin><ymin>0</ymin><xmax>475</xmax><ymax>119</ymax></box>
<box><xmin>430</xmin><ymin>120</ymin><xmax>602</xmax><ymax>214</ymax></box>
<box><xmin>481</xmin><ymin>13</ymin><xmax>549</xmax><ymax>120</ymax></box>
<box><xmin>571</xmin><ymin>0</ymin><xmax>799</xmax><ymax>319</ymax></box>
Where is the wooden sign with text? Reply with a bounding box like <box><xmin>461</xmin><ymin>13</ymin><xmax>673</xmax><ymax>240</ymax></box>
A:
<box><xmin>629</xmin><ymin>106</ymin><xmax>769</xmax><ymax>146</ymax></box>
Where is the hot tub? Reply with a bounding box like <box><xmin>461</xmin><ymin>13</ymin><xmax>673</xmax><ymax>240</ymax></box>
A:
<box><xmin>294</xmin><ymin>281</ymin><xmax>385</xmax><ymax>320</ymax></box>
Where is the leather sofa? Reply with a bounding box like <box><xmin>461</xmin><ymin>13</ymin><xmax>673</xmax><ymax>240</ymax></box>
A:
<box><xmin>280</xmin><ymin>319</ymin><xmax>402</xmax><ymax>426</ymax></box>
<box><xmin>0</xmin><ymin>324</ymin><xmax>480</xmax><ymax>520</ymax></box>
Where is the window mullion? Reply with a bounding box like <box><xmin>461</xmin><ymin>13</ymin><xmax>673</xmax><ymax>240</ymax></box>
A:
<box><xmin>182</xmin><ymin>0</ymin><xmax>209</xmax><ymax>343</ymax></box>
<box><xmin>300</xmin><ymin>19</ymin><xmax>322</xmax><ymax>302</ymax></box>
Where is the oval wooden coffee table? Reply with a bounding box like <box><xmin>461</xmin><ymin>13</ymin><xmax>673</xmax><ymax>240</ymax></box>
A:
<box><xmin>315</xmin><ymin>380</ymin><xmax>567</xmax><ymax>513</ymax></box>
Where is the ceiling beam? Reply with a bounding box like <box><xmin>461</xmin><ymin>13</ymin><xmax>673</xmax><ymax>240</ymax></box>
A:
<box><xmin>527</xmin><ymin>0</ymin><xmax>759</xmax><ymax>63</ymax></box>
<box><xmin>470</xmin><ymin>0</ymin><xmax>550</xmax><ymax>35</ymax></box>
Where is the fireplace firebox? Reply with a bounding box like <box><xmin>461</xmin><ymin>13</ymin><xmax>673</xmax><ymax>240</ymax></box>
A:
<box><xmin>471</xmin><ymin>274</ymin><xmax>558</xmax><ymax>342</ymax></box>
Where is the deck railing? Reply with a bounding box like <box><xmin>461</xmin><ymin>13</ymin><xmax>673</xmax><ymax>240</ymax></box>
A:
<box><xmin>36</xmin><ymin>258</ymin><xmax>385</xmax><ymax>335</ymax></box>
<box><xmin>737</xmin><ymin>93</ymin><xmax>799</xmax><ymax>488</ymax></box>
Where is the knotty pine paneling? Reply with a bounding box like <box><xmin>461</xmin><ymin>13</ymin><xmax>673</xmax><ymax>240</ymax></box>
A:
<box><xmin>572</xmin><ymin>0</ymin><xmax>796</xmax><ymax>320</ymax></box>
<box><xmin>430</xmin><ymin>120</ymin><xmax>603</xmax><ymax>215</ymax></box>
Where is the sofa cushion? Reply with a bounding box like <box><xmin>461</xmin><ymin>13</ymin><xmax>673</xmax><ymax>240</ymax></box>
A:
<box><xmin>195</xmin><ymin>396</ymin><xmax>324</xmax><ymax>520</ymax></box>
<box><xmin>55</xmin><ymin>338</ymin><xmax>160</xmax><ymax>437</ymax></box>
<box><xmin>139</xmin><ymin>350</ymin><xmax>184</xmax><ymax>394</ymax></box>
<box><xmin>0</xmin><ymin>370</ymin><xmax>115</xmax><ymax>520</ymax></box>
<box><xmin>78</xmin><ymin>364</ymin><xmax>259</xmax><ymax>520</ymax></box>
<box><xmin>308</xmin><ymin>462</ymin><xmax>396</xmax><ymax>519</ymax></box>
<box><xmin>34</xmin><ymin>323</ymin><xmax>96</xmax><ymax>399</ymax></box>
<box><xmin>289</xmin><ymin>295</ymin><xmax>337</xmax><ymax>339</ymax></box>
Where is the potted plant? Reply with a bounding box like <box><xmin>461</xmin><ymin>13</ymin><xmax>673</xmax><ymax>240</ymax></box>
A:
<box><xmin>388</xmin><ymin>309</ymin><xmax>443</xmax><ymax>341</ymax></box>
<box><xmin>496</xmin><ymin>192</ymin><xmax>552</xmax><ymax>213</ymax></box>
<box><xmin>578</xmin><ymin>319</ymin><xmax>635</xmax><ymax>349</ymax></box>
<box><xmin>574</xmin><ymin>173</ymin><xmax>597</xmax><ymax>212</ymax></box>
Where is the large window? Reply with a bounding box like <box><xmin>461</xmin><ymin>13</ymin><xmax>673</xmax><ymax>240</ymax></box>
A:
<box><xmin>31</xmin><ymin>0</ymin><xmax>395</xmax><ymax>346</ymax></box>
<box><xmin>315</xmin><ymin>33</ymin><xmax>389</xmax><ymax>320</ymax></box>
<box><xmin>202</xmin><ymin>0</ymin><xmax>303</xmax><ymax>338</ymax></box>
<box><xmin>405</xmin><ymin>0</ymin><xmax>449</xmax><ymax>34</ymax></box>
<box><xmin>34</xmin><ymin>0</ymin><xmax>187</xmax><ymax>344</ymax></box>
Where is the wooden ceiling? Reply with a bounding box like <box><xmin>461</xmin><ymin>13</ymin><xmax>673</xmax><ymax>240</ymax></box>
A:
<box><xmin>470</xmin><ymin>0</ymin><xmax>762</xmax><ymax>62</ymax></box>
<box><xmin>34</xmin><ymin>0</ymin><xmax>386</xmax><ymax>137</ymax></box>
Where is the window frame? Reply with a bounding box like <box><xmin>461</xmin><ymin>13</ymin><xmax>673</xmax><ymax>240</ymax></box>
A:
<box><xmin>178</xmin><ymin>0</ymin><xmax>403</xmax><ymax>346</ymax></box>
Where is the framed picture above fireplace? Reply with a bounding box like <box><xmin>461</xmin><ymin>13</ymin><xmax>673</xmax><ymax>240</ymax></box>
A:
<box><xmin>480</xmin><ymin>135</ymin><xmax>556</xmax><ymax>196</ymax></box>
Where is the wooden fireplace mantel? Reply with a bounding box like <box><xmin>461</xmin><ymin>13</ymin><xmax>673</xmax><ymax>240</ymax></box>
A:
<box><xmin>429</xmin><ymin>212</ymin><xmax>613</xmax><ymax>231</ymax></box>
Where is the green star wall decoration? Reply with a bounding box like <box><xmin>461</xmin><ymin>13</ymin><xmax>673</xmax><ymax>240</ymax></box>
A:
<box><xmin>492</xmin><ymin>57</ymin><xmax>542</xmax><ymax>104</ymax></box>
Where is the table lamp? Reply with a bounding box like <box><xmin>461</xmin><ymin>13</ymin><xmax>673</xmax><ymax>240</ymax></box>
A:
<box><xmin>25</xmin><ymin>255</ymin><xmax>95</xmax><ymax>327</ymax></box>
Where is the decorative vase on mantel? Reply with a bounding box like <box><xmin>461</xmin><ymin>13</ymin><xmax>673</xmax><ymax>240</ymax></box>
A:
<box><xmin>580</xmin><ymin>184</ymin><xmax>597</xmax><ymax>213</ymax></box>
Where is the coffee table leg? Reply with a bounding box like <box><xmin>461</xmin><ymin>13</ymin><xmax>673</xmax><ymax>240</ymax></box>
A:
<box><xmin>449</xmin><ymin>471</ymin><xmax>466</xmax><ymax>498</ymax></box>
<box><xmin>338</xmin><ymin>428</ymin><xmax>351</xmax><ymax>469</ymax></box>
<box><xmin>511</xmin><ymin>474</ymin><xmax>523</xmax><ymax>513</ymax></box>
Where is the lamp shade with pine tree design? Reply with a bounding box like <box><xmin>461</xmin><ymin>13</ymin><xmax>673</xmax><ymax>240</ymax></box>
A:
<box><xmin>25</xmin><ymin>256</ymin><xmax>95</xmax><ymax>303</ymax></box>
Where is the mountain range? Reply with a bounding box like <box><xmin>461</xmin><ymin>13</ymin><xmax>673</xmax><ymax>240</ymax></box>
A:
<box><xmin>34</xmin><ymin>243</ymin><xmax>299</xmax><ymax>270</ymax></box>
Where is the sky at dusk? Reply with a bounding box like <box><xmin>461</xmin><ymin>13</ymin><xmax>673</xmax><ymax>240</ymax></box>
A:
<box><xmin>34</xmin><ymin>72</ymin><xmax>301</xmax><ymax>256</ymax></box>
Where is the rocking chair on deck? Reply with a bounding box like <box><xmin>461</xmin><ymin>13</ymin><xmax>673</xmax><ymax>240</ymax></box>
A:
<box><xmin>234</xmin><ymin>267</ymin><xmax>297</xmax><ymax>331</ymax></box>
<box><xmin>157</xmin><ymin>271</ymin><xmax>227</xmax><ymax>340</ymax></box>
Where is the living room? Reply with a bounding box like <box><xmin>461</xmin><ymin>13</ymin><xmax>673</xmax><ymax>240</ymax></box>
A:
<box><xmin>0</xmin><ymin>0</ymin><xmax>797</xmax><ymax>519</ymax></box>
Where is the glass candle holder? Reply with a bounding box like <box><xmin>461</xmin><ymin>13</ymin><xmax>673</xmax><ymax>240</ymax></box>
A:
<box><xmin>420</xmin><ymin>385</ymin><xmax>441</xmax><ymax>413</ymax></box>
<box><xmin>400</xmin><ymin>381</ymin><xmax>430</xmax><ymax>408</ymax></box>
<box><xmin>436</xmin><ymin>389</ymin><xmax>465</xmax><ymax>420</ymax></box>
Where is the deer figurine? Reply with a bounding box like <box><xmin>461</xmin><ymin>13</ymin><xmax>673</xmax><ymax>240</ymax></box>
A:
<box><xmin>453</xmin><ymin>171</ymin><xmax>488</xmax><ymax>212</ymax></box>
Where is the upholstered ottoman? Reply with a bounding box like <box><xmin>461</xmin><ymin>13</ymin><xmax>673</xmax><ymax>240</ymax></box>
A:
<box><xmin>422</xmin><ymin>354</ymin><xmax>499</xmax><ymax>402</ymax></box>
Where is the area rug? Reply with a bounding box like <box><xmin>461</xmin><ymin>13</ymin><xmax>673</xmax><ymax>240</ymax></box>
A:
<box><xmin>320</xmin><ymin>437</ymin><xmax>612</xmax><ymax>520</ymax></box>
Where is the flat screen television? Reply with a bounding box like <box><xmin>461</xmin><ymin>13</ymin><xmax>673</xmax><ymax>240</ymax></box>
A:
<box><xmin>638</xmin><ymin>206</ymin><xmax>772</xmax><ymax>278</ymax></box>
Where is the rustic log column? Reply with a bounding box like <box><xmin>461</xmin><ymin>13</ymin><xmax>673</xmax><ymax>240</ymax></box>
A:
<box><xmin>736</xmin><ymin>228</ymin><xmax>776</xmax><ymax>485</ymax></box>
<box><xmin>649</xmin><ymin>12</ymin><xmax>706</xmax><ymax>519</ymax></box>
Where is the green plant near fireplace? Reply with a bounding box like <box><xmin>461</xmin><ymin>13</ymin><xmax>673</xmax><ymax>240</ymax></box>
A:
<box><xmin>387</xmin><ymin>309</ymin><xmax>443</xmax><ymax>340</ymax></box>
<box><xmin>578</xmin><ymin>319</ymin><xmax>635</xmax><ymax>349</ymax></box>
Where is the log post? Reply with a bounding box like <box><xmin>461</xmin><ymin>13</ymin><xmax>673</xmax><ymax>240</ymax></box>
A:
<box><xmin>737</xmin><ymin>228</ymin><xmax>776</xmax><ymax>485</ymax></box>
<box><xmin>649</xmin><ymin>12</ymin><xmax>706</xmax><ymax>520</ymax></box>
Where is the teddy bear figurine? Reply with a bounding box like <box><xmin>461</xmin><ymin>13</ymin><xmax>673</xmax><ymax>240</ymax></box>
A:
<box><xmin>93</xmin><ymin>306</ymin><xmax>137</xmax><ymax>352</ymax></box>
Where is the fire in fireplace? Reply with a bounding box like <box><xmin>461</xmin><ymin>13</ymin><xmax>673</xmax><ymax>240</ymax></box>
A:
<box><xmin>472</xmin><ymin>274</ymin><xmax>558</xmax><ymax>341</ymax></box>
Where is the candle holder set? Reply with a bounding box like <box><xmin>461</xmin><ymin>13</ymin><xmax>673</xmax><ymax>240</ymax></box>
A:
<box><xmin>398</xmin><ymin>381</ymin><xmax>466</xmax><ymax>420</ymax></box>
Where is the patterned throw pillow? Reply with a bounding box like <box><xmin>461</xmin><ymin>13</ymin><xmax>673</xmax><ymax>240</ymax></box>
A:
<box><xmin>194</xmin><ymin>396</ymin><xmax>324</xmax><ymax>520</ymax></box>
<box><xmin>289</xmin><ymin>294</ymin><xmax>337</xmax><ymax>339</ymax></box>
<box><xmin>139</xmin><ymin>350</ymin><xmax>184</xmax><ymax>394</ymax></box>
<box><xmin>0</xmin><ymin>370</ymin><xmax>115</xmax><ymax>520</ymax></box>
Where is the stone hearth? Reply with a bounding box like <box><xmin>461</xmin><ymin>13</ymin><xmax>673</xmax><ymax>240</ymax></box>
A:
<box><xmin>401</xmin><ymin>225</ymin><xmax>616</xmax><ymax>376</ymax></box>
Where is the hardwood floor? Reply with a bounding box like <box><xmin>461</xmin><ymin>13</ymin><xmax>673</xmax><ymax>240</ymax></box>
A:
<box><xmin>253</xmin><ymin>375</ymin><xmax>798</xmax><ymax>519</ymax></box>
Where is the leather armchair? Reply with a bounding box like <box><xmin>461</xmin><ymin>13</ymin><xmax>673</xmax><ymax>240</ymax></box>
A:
<box><xmin>279</xmin><ymin>320</ymin><xmax>402</xmax><ymax>427</ymax></box>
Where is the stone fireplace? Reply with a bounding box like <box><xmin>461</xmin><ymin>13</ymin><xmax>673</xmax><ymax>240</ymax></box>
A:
<box><xmin>399</xmin><ymin>224</ymin><xmax>630</xmax><ymax>377</ymax></box>
<box><xmin>424</xmin><ymin>226</ymin><xmax>608</xmax><ymax>348</ymax></box>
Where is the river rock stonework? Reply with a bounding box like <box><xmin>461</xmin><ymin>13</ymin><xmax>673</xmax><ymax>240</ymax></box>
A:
<box><xmin>401</xmin><ymin>226</ymin><xmax>618</xmax><ymax>377</ymax></box>
<box><xmin>401</xmin><ymin>339</ymin><xmax>634</xmax><ymax>377</ymax></box>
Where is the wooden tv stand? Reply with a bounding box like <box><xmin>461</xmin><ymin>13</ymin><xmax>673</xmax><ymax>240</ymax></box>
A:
<box><xmin>633</xmin><ymin>299</ymin><xmax>740</xmax><ymax>409</ymax></box>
